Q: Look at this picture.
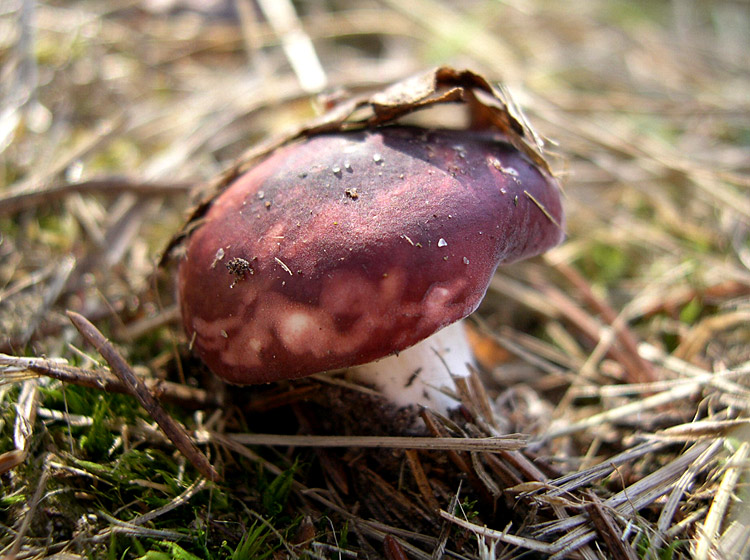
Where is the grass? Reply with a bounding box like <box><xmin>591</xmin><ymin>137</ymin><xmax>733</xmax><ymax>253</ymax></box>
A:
<box><xmin>1</xmin><ymin>0</ymin><xmax>749</xmax><ymax>558</ymax></box>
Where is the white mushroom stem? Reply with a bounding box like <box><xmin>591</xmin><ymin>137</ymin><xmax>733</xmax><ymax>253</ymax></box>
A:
<box><xmin>348</xmin><ymin>320</ymin><xmax>474</xmax><ymax>413</ymax></box>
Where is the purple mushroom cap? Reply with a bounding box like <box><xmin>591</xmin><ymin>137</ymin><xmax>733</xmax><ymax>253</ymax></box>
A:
<box><xmin>178</xmin><ymin>126</ymin><xmax>564</xmax><ymax>385</ymax></box>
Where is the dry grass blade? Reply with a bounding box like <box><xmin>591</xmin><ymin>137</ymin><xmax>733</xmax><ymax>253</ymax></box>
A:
<box><xmin>92</xmin><ymin>511</ymin><xmax>190</xmax><ymax>543</ymax></box>
<box><xmin>223</xmin><ymin>432</ymin><xmax>526</xmax><ymax>452</ymax></box>
<box><xmin>656</xmin><ymin>419</ymin><xmax>750</xmax><ymax>441</ymax></box>
<box><xmin>255</xmin><ymin>0</ymin><xmax>327</xmax><ymax>93</ymax></box>
<box><xmin>116</xmin><ymin>304</ymin><xmax>181</xmax><ymax>341</ymax></box>
<box><xmin>0</xmin><ymin>255</ymin><xmax>75</xmax><ymax>352</ymax></box>
<box><xmin>694</xmin><ymin>441</ymin><xmax>750</xmax><ymax>560</ymax></box>
<box><xmin>0</xmin><ymin>380</ymin><xmax>38</xmax><ymax>474</ymax></box>
<box><xmin>657</xmin><ymin>439</ymin><xmax>726</xmax><ymax>537</ymax></box>
<box><xmin>439</xmin><ymin>509</ymin><xmax>558</xmax><ymax>555</ymax></box>
<box><xmin>674</xmin><ymin>310</ymin><xmax>750</xmax><ymax>362</ymax></box>
<box><xmin>431</xmin><ymin>484</ymin><xmax>461</xmax><ymax>560</ymax></box>
<box><xmin>5</xmin><ymin>114</ymin><xmax>127</xmax><ymax>195</ymax></box>
<box><xmin>638</xmin><ymin>344</ymin><xmax>750</xmax><ymax>405</ymax></box>
<box><xmin>420</xmin><ymin>409</ymin><xmax>497</xmax><ymax>508</ymax></box>
<box><xmin>534</xmin><ymin>442</ymin><xmax>722</xmax><ymax>551</ymax></box>
<box><xmin>538</xmin><ymin>382</ymin><xmax>702</xmax><ymax>442</ymax></box>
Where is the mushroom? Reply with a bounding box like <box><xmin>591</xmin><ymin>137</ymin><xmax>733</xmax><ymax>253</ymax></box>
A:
<box><xmin>177</xmin><ymin>126</ymin><xmax>564</xmax><ymax>413</ymax></box>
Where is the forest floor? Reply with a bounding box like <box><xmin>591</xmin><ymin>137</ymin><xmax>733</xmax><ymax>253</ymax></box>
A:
<box><xmin>1</xmin><ymin>1</ymin><xmax>749</xmax><ymax>558</ymax></box>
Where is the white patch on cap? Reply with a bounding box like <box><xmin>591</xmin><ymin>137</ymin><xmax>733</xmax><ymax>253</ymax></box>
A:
<box><xmin>195</xmin><ymin>266</ymin><xmax>470</xmax><ymax>377</ymax></box>
<box><xmin>409</xmin><ymin>278</ymin><xmax>469</xmax><ymax>341</ymax></box>
<box><xmin>248</xmin><ymin>338</ymin><xmax>263</xmax><ymax>354</ymax></box>
<box><xmin>424</xmin><ymin>285</ymin><xmax>452</xmax><ymax>312</ymax></box>
<box><xmin>241</xmin><ymin>286</ymin><xmax>259</xmax><ymax>307</ymax></box>
<box><xmin>278</xmin><ymin>310</ymin><xmax>318</xmax><ymax>348</ymax></box>
<box><xmin>192</xmin><ymin>315</ymin><xmax>265</xmax><ymax>370</ymax></box>
<box><xmin>192</xmin><ymin>316</ymin><xmax>239</xmax><ymax>351</ymax></box>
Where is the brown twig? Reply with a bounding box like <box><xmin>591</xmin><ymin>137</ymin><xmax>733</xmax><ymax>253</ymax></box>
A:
<box><xmin>66</xmin><ymin>311</ymin><xmax>221</xmax><ymax>481</ymax></box>
<box><xmin>0</xmin><ymin>353</ymin><xmax>219</xmax><ymax>409</ymax></box>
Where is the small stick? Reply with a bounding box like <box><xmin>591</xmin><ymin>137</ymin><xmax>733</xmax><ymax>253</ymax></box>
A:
<box><xmin>0</xmin><ymin>353</ymin><xmax>219</xmax><ymax>409</ymax></box>
<box><xmin>66</xmin><ymin>311</ymin><xmax>220</xmax><ymax>482</ymax></box>
<box><xmin>439</xmin><ymin>509</ymin><xmax>558</xmax><ymax>555</ymax></box>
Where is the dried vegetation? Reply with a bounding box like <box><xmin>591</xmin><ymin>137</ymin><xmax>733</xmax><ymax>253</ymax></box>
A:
<box><xmin>1</xmin><ymin>1</ymin><xmax>749</xmax><ymax>558</ymax></box>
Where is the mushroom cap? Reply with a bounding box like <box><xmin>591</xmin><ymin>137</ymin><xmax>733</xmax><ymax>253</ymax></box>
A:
<box><xmin>178</xmin><ymin>126</ymin><xmax>564</xmax><ymax>385</ymax></box>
